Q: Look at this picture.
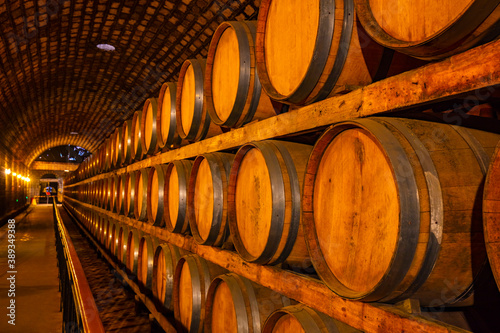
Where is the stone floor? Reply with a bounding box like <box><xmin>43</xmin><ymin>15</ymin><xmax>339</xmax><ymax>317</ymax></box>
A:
<box><xmin>0</xmin><ymin>204</ymin><xmax>62</xmax><ymax>333</ymax></box>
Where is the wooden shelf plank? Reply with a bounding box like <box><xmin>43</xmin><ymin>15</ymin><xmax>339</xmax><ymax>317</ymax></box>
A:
<box><xmin>65</xmin><ymin>39</ymin><xmax>500</xmax><ymax>188</ymax></box>
<box><xmin>64</xmin><ymin>196</ymin><xmax>470</xmax><ymax>333</ymax></box>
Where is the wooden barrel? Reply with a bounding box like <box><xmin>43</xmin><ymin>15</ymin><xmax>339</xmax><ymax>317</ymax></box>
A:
<box><xmin>126</xmin><ymin>228</ymin><xmax>143</xmax><ymax>275</ymax></box>
<box><xmin>100</xmin><ymin>178</ymin><xmax>108</xmax><ymax>209</ymax></box>
<box><xmin>165</xmin><ymin>160</ymin><xmax>193</xmax><ymax>234</ymax></box>
<box><xmin>134</xmin><ymin>168</ymin><xmax>150</xmax><ymax>221</ymax></box>
<box><xmin>205</xmin><ymin>21</ymin><xmax>285</xmax><ymax>128</ymax></box>
<box><xmin>188</xmin><ymin>152</ymin><xmax>234</xmax><ymax>246</ymax></box>
<box><xmin>99</xmin><ymin>145</ymin><xmax>106</xmax><ymax>173</ymax></box>
<box><xmin>117</xmin><ymin>223</ymin><xmax>131</xmax><ymax>265</ymax></box>
<box><xmin>124</xmin><ymin>171</ymin><xmax>136</xmax><ymax>218</ymax></box>
<box><xmin>141</xmin><ymin>98</ymin><xmax>160</xmax><ymax>156</ymax></box>
<box><xmin>354</xmin><ymin>0</ymin><xmax>500</xmax><ymax>60</ymax></box>
<box><xmin>176</xmin><ymin>58</ymin><xmax>222</xmax><ymax>142</ymax></box>
<box><xmin>303</xmin><ymin>116</ymin><xmax>500</xmax><ymax>305</ymax></box>
<box><xmin>152</xmin><ymin>243</ymin><xmax>187</xmax><ymax>311</ymax></box>
<box><xmin>109</xmin><ymin>220</ymin><xmax>120</xmax><ymax>257</ymax></box>
<box><xmin>115</xmin><ymin>174</ymin><xmax>126</xmax><ymax>215</ymax></box>
<box><xmin>110</xmin><ymin>131</ymin><xmax>117</xmax><ymax>170</ymax></box>
<box><xmin>121</xmin><ymin>119</ymin><xmax>133</xmax><ymax>166</ymax></box>
<box><xmin>147</xmin><ymin>164</ymin><xmax>168</xmax><ymax>227</ymax></box>
<box><xmin>113</xmin><ymin>126</ymin><xmax>123</xmax><ymax>168</ymax></box>
<box><xmin>484</xmin><ymin>141</ymin><xmax>500</xmax><ymax>291</ymax></box>
<box><xmin>137</xmin><ymin>234</ymin><xmax>158</xmax><ymax>293</ymax></box>
<box><xmin>263</xmin><ymin>305</ymin><xmax>360</xmax><ymax>333</ymax></box>
<box><xmin>173</xmin><ymin>254</ymin><xmax>227</xmax><ymax>333</ymax></box>
<box><xmin>228</xmin><ymin>140</ymin><xmax>312</xmax><ymax>266</ymax></box>
<box><xmin>131</xmin><ymin>110</ymin><xmax>144</xmax><ymax>161</ymax></box>
<box><xmin>106</xmin><ymin>219</ymin><xmax>116</xmax><ymax>253</ymax></box>
<box><xmin>100</xmin><ymin>217</ymin><xmax>109</xmax><ymax>246</ymax></box>
<box><xmin>205</xmin><ymin>273</ymin><xmax>291</xmax><ymax>333</ymax></box>
<box><xmin>157</xmin><ymin>82</ymin><xmax>183</xmax><ymax>150</ymax></box>
<box><xmin>109</xmin><ymin>176</ymin><xmax>119</xmax><ymax>213</ymax></box>
<box><xmin>255</xmin><ymin>0</ymin><xmax>424</xmax><ymax>106</ymax></box>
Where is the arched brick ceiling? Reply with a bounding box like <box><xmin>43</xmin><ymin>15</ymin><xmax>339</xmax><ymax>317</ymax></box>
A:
<box><xmin>0</xmin><ymin>0</ymin><xmax>260</xmax><ymax>167</ymax></box>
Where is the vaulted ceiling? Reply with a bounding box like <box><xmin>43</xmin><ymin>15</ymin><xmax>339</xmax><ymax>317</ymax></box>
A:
<box><xmin>0</xmin><ymin>0</ymin><xmax>260</xmax><ymax>167</ymax></box>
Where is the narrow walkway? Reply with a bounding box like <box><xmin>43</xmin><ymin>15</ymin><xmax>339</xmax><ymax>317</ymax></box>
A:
<box><xmin>59</xmin><ymin>206</ymin><xmax>156</xmax><ymax>332</ymax></box>
<box><xmin>0</xmin><ymin>204</ymin><xmax>62</xmax><ymax>333</ymax></box>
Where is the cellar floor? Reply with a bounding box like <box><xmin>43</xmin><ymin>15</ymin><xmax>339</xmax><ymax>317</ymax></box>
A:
<box><xmin>0</xmin><ymin>204</ymin><xmax>62</xmax><ymax>333</ymax></box>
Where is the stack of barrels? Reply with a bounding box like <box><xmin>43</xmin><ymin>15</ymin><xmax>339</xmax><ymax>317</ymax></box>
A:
<box><xmin>65</xmin><ymin>0</ymin><xmax>500</xmax><ymax>331</ymax></box>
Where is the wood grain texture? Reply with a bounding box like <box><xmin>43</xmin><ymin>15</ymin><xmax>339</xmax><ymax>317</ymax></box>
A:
<box><xmin>355</xmin><ymin>0</ymin><xmax>500</xmax><ymax>59</ymax></box>
<box><xmin>205</xmin><ymin>21</ymin><xmax>279</xmax><ymax>128</ymax></box>
<box><xmin>229</xmin><ymin>140</ymin><xmax>312</xmax><ymax>266</ymax></box>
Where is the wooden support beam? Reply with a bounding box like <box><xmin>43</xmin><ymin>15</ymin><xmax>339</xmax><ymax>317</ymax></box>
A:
<box><xmin>64</xmin><ymin>196</ymin><xmax>470</xmax><ymax>333</ymax></box>
<box><xmin>31</xmin><ymin>161</ymin><xmax>79</xmax><ymax>172</ymax></box>
<box><xmin>66</xmin><ymin>39</ymin><xmax>500</xmax><ymax>188</ymax></box>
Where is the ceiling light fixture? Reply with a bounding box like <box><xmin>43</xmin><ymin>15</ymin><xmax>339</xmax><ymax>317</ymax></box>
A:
<box><xmin>70</xmin><ymin>132</ymin><xmax>78</xmax><ymax>135</ymax></box>
<box><xmin>96</xmin><ymin>43</ymin><xmax>115</xmax><ymax>51</ymax></box>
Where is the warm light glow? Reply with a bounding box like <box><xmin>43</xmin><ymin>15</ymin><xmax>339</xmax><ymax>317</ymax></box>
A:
<box><xmin>12</xmin><ymin>172</ymin><xmax>17</xmax><ymax>176</ymax></box>
<box><xmin>64</xmin><ymin>170</ymin><xmax>70</xmax><ymax>172</ymax></box>
<box><xmin>26</xmin><ymin>178</ymin><xmax>30</xmax><ymax>182</ymax></box>
<box><xmin>5</xmin><ymin>169</ymin><xmax>11</xmax><ymax>175</ymax></box>
<box><xmin>17</xmin><ymin>174</ymin><xmax>21</xmax><ymax>178</ymax></box>
<box><xmin>96</xmin><ymin>43</ymin><xmax>115</xmax><ymax>51</ymax></box>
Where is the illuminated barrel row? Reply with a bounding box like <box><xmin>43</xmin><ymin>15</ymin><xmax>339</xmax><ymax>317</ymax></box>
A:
<box><xmin>69</xmin><ymin>114</ymin><xmax>500</xmax><ymax>307</ymax></box>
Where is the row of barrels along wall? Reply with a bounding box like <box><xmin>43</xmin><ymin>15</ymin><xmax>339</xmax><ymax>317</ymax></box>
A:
<box><xmin>71</xmin><ymin>0</ymin><xmax>500</xmax><ymax>182</ymax></box>
<box><xmin>66</xmin><ymin>203</ymin><xmax>363</xmax><ymax>333</ymax></box>
<box><xmin>65</xmin><ymin>113</ymin><xmax>500</xmax><ymax>307</ymax></box>
<box><xmin>64</xmin><ymin>1</ymin><xmax>500</xmax><ymax>329</ymax></box>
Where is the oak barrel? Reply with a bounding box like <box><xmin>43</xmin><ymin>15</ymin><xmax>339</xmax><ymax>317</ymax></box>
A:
<box><xmin>263</xmin><ymin>305</ymin><xmax>360</xmax><ymax>333</ymax></box>
<box><xmin>112</xmin><ymin>126</ymin><xmax>122</xmax><ymax>168</ymax></box>
<box><xmin>109</xmin><ymin>221</ymin><xmax>120</xmax><ymax>257</ymax></box>
<box><xmin>126</xmin><ymin>228</ymin><xmax>143</xmax><ymax>275</ymax></box>
<box><xmin>124</xmin><ymin>171</ymin><xmax>137</xmax><ymax>218</ymax></box>
<box><xmin>157</xmin><ymin>82</ymin><xmax>183</xmax><ymax>150</ymax></box>
<box><xmin>354</xmin><ymin>0</ymin><xmax>500</xmax><ymax>60</ymax></box>
<box><xmin>484</xmin><ymin>141</ymin><xmax>500</xmax><ymax>291</ymax></box>
<box><xmin>228</xmin><ymin>140</ymin><xmax>312</xmax><ymax>266</ymax></box>
<box><xmin>100</xmin><ymin>178</ymin><xmax>108</xmax><ymax>209</ymax></box>
<box><xmin>117</xmin><ymin>223</ymin><xmax>131</xmax><ymax>265</ymax></box>
<box><xmin>107</xmin><ymin>219</ymin><xmax>116</xmax><ymax>253</ymax></box>
<box><xmin>205</xmin><ymin>273</ymin><xmax>291</xmax><ymax>333</ymax></box>
<box><xmin>205</xmin><ymin>21</ymin><xmax>284</xmax><ymax>128</ymax></box>
<box><xmin>137</xmin><ymin>234</ymin><xmax>158</xmax><ymax>293</ymax></box>
<box><xmin>109</xmin><ymin>175</ymin><xmax>118</xmax><ymax>213</ymax></box>
<box><xmin>141</xmin><ymin>98</ymin><xmax>160</xmax><ymax>156</ymax></box>
<box><xmin>176</xmin><ymin>58</ymin><xmax>222</xmax><ymax>142</ymax></box>
<box><xmin>147</xmin><ymin>164</ymin><xmax>168</xmax><ymax>227</ymax></box>
<box><xmin>104</xmin><ymin>137</ymin><xmax>112</xmax><ymax>172</ymax></box>
<box><xmin>121</xmin><ymin>119</ymin><xmax>133</xmax><ymax>166</ymax></box>
<box><xmin>100</xmin><ymin>216</ymin><xmax>109</xmax><ymax>246</ymax></box>
<box><xmin>188</xmin><ymin>152</ymin><xmax>234</xmax><ymax>246</ymax></box>
<box><xmin>134</xmin><ymin>168</ymin><xmax>150</xmax><ymax>221</ymax></box>
<box><xmin>165</xmin><ymin>160</ymin><xmax>193</xmax><ymax>234</ymax></box>
<box><xmin>256</xmin><ymin>0</ymin><xmax>423</xmax><ymax>105</ymax></box>
<box><xmin>303</xmin><ymin>116</ymin><xmax>500</xmax><ymax>305</ymax></box>
<box><xmin>152</xmin><ymin>243</ymin><xmax>187</xmax><ymax>311</ymax></box>
<box><xmin>115</xmin><ymin>174</ymin><xmax>126</xmax><ymax>215</ymax></box>
<box><xmin>131</xmin><ymin>110</ymin><xmax>144</xmax><ymax>161</ymax></box>
<box><xmin>173</xmin><ymin>254</ymin><xmax>227</xmax><ymax>333</ymax></box>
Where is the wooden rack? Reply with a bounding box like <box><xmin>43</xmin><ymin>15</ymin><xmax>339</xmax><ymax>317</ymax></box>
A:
<box><xmin>63</xmin><ymin>38</ymin><xmax>500</xmax><ymax>332</ymax></box>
